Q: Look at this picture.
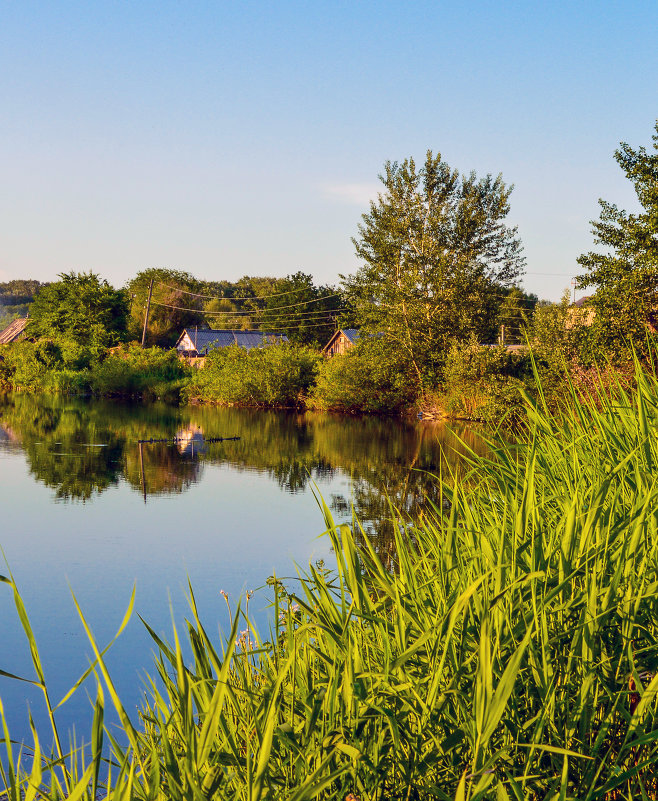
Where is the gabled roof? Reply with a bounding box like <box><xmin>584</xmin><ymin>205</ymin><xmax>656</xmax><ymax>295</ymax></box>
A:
<box><xmin>342</xmin><ymin>328</ymin><xmax>360</xmax><ymax>344</ymax></box>
<box><xmin>0</xmin><ymin>317</ymin><xmax>28</xmax><ymax>345</ymax></box>
<box><xmin>322</xmin><ymin>328</ymin><xmax>361</xmax><ymax>353</ymax></box>
<box><xmin>177</xmin><ymin>328</ymin><xmax>289</xmax><ymax>353</ymax></box>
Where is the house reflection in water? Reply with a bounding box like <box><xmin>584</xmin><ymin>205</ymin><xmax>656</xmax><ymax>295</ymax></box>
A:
<box><xmin>176</xmin><ymin>424</ymin><xmax>207</xmax><ymax>458</ymax></box>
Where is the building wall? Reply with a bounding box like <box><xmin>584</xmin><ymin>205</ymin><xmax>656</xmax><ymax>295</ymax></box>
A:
<box><xmin>326</xmin><ymin>333</ymin><xmax>353</xmax><ymax>357</ymax></box>
<box><xmin>566</xmin><ymin>306</ymin><xmax>595</xmax><ymax>329</ymax></box>
<box><xmin>176</xmin><ymin>333</ymin><xmax>196</xmax><ymax>354</ymax></box>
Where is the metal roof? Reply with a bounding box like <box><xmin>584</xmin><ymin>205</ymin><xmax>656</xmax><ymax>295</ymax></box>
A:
<box><xmin>179</xmin><ymin>328</ymin><xmax>289</xmax><ymax>354</ymax></box>
<box><xmin>342</xmin><ymin>328</ymin><xmax>360</xmax><ymax>344</ymax></box>
<box><xmin>322</xmin><ymin>328</ymin><xmax>361</xmax><ymax>353</ymax></box>
<box><xmin>0</xmin><ymin>317</ymin><xmax>28</xmax><ymax>345</ymax></box>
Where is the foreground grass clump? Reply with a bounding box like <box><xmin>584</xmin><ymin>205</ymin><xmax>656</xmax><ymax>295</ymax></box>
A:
<box><xmin>4</xmin><ymin>364</ymin><xmax>658</xmax><ymax>798</ymax></box>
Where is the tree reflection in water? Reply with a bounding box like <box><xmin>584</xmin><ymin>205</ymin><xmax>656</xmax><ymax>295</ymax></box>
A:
<box><xmin>0</xmin><ymin>394</ymin><xmax>487</xmax><ymax>551</ymax></box>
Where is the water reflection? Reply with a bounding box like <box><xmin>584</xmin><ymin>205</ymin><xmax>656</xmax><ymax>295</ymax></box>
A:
<box><xmin>0</xmin><ymin>393</ymin><xmax>487</xmax><ymax>542</ymax></box>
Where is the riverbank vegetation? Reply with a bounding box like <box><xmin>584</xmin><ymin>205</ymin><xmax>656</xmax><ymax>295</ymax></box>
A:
<box><xmin>2</xmin><ymin>121</ymin><xmax>657</xmax><ymax>419</ymax></box>
<box><xmin>0</xmin><ymin>340</ymin><xmax>190</xmax><ymax>401</ymax></box>
<box><xmin>185</xmin><ymin>343</ymin><xmax>322</xmax><ymax>408</ymax></box>
<box><xmin>3</xmin><ymin>359</ymin><xmax>658</xmax><ymax>798</ymax></box>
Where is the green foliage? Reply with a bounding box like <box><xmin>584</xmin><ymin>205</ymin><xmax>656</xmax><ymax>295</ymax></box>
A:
<box><xmin>0</xmin><ymin>278</ymin><xmax>45</xmax><ymax>302</ymax></box>
<box><xmin>0</xmin><ymin>340</ymin><xmax>188</xmax><ymax>400</ymax></box>
<box><xmin>126</xmin><ymin>268</ymin><xmax>202</xmax><ymax>346</ymax></box>
<box><xmin>346</xmin><ymin>150</ymin><xmax>525</xmax><ymax>387</ymax></box>
<box><xmin>528</xmin><ymin>291</ymin><xmax>572</xmax><ymax>355</ymax></box>
<box><xmin>576</xmin><ymin>120</ymin><xmax>658</xmax><ymax>352</ymax></box>
<box><xmin>496</xmin><ymin>286</ymin><xmax>538</xmax><ymax>344</ymax></box>
<box><xmin>0</xmin><ymin>305</ymin><xmax>29</xmax><ymax>331</ymax></box>
<box><xmin>311</xmin><ymin>337</ymin><xmax>416</xmax><ymax>414</ymax></box>
<box><xmin>186</xmin><ymin>343</ymin><xmax>322</xmax><ymax>407</ymax></box>
<box><xmin>0</xmin><ymin>340</ymin><xmax>71</xmax><ymax>391</ymax></box>
<box><xmin>260</xmin><ymin>271</ymin><xmax>342</xmax><ymax>346</ymax></box>
<box><xmin>440</xmin><ymin>336</ymin><xmax>532</xmax><ymax>421</ymax></box>
<box><xmin>5</xmin><ymin>365</ymin><xmax>658</xmax><ymax>796</ymax></box>
<box><xmin>0</xmin><ymin>279</ymin><xmax>46</xmax><ymax>328</ymax></box>
<box><xmin>200</xmin><ymin>276</ymin><xmax>279</xmax><ymax>329</ymax></box>
<box><xmin>26</xmin><ymin>272</ymin><xmax>128</xmax><ymax>347</ymax></box>
<box><xmin>88</xmin><ymin>345</ymin><xmax>190</xmax><ymax>401</ymax></box>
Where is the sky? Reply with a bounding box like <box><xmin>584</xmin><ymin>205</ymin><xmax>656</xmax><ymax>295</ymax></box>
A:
<box><xmin>1</xmin><ymin>0</ymin><xmax>657</xmax><ymax>301</ymax></box>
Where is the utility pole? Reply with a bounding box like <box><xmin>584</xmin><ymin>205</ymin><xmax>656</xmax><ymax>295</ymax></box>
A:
<box><xmin>141</xmin><ymin>279</ymin><xmax>154</xmax><ymax>348</ymax></box>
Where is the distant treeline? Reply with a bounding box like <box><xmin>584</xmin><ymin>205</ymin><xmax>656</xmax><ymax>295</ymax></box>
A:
<box><xmin>0</xmin><ymin>280</ymin><xmax>48</xmax><ymax>330</ymax></box>
<box><xmin>3</xmin><ymin>120</ymin><xmax>658</xmax><ymax>420</ymax></box>
<box><xmin>0</xmin><ymin>270</ymin><xmax>348</xmax><ymax>349</ymax></box>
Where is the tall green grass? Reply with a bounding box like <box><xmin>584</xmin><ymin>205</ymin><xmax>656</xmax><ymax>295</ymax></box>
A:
<box><xmin>3</xmin><ymin>361</ymin><xmax>658</xmax><ymax>798</ymax></box>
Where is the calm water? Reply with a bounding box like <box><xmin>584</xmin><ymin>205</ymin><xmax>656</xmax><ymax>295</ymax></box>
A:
<box><xmin>0</xmin><ymin>393</ymin><xmax>485</xmax><ymax>744</ymax></box>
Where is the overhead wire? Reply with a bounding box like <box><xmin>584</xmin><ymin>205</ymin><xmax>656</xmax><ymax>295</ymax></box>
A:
<box><xmin>148</xmin><ymin>300</ymin><xmax>342</xmax><ymax>322</ymax></box>
<box><xmin>148</xmin><ymin>293</ymin><xmax>340</xmax><ymax>314</ymax></box>
<box><xmin>157</xmin><ymin>272</ymin><xmax>577</xmax><ymax>300</ymax></box>
<box><xmin>154</xmin><ymin>280</ymin><xmax>339</xmax><ymax>302</ymax></box>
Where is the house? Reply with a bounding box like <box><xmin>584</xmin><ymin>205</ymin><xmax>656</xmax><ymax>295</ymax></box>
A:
<box><xmin>175</xmin><ymin>328</ymin><xmax>289</xmax><ymax>357</ymax></box>
<box><xmin>323</xmin><ymin>328</ymin><xmax>360</xmax><ymax>357</ymax></box>
<box><xmin>566</xmin><ymin>296</ymin><xmax>595</xmax><ymax>328</ymax></box>
<box><xmin>0</xmin><ymin>317</ymin><xmax>28</xmax><ymax>345</ymax></box>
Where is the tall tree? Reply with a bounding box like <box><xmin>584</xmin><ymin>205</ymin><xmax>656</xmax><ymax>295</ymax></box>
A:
<box><xmin>126</xmin><ymin>268</ymin><xmax>202</xmax><ymax>346</ymax></box>
<box><xmin>200</xmin><ymin>276</ymin><xmax>279</xmax><ymax>329</ymax></box>
<box><xmin>260</xmin><ymin>272</ymin><xmax>342</xmax><ymax>346</ymax></box>
<box><xmin>576</xmin><ymin>120</ymin><xmax>658</xmax><ymax>349</ymax></box>
<box><xmin>26</xmin><ymin>272</ymin><xmax>128</xmax><ymax>346</ymax></box>
<box><xmin>346</xmin><ymin>151</ymin><xmax>525</xmax><ymax>387</ymax></box>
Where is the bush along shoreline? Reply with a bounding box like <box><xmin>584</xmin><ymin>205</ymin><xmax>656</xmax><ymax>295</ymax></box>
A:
<box><xmin>3</xmin><ymin>360</ymin><xmax>658</xmax><ymax>797</ymax></box>
<box><xmin>0</xmin><ymin>330</ymin><xmax>644</xmax><ymax>424</ymax></box>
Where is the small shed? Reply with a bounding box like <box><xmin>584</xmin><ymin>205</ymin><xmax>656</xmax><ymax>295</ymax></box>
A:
<box><xmin>323</xmin><ymin>328</ymin><xmax>360</xmax><ymax>357</ymax></box>
<box><xmin>176</xmin><ymin>328</ymin><xmax>289</xmax><ymax>357</ymax></box>
<box><xmin>0</xmin><ymin>317</ymin><xmax>28</xmax><ymax>345</ymax></box>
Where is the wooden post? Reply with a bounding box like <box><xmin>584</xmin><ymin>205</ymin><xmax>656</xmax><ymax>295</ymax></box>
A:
<box><xmin>141</xmin><ymin>279</ymin><xmax>154</xmax><ymax>348</ymax></box>
<box><xmin>139</xmin><ymin>441</ymin><xmax>147</xmax><ymax>504</ymax></box>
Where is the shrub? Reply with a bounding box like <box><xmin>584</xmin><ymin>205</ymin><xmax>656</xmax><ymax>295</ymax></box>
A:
<box><xmin>311</xmin><ymin>337</ymin><xmax>416</xmax><ymax>414</ymax></box>
<box><xmin>185</xmin><ymin>343</ymin><xmax>321</xmax><ymax>407</ymax></box>
<box><xmin>437</xmin><ymin>336</ymin><xmax>534</xmax><ymax>422</ymax></box>
<box><xmin>88</xmin><ymin>344</ymin><xmax>190</xmax><ymax>400</ymax></box>
<box><xmin>0</xmin><ymin>340</ymin><xmax>66</xmax><ymax>391</ymax></box>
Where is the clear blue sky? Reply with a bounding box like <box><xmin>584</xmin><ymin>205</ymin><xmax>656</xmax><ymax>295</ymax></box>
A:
<box><xmin>1</xmin><ymin>0</ymin><xmax>657</xmax><ymax>300</ymax></box>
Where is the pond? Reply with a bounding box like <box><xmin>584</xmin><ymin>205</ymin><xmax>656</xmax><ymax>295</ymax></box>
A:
<box><xmin>0</xmin><ymin>393</ymin><xmax>486</xmax><ymax>745</ymax></box>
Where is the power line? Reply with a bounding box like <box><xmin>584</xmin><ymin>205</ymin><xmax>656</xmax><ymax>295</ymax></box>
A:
<box><xmin>148</xmin><ymin>300</ymin><xmax>341</xmax><ymax>321</ymax></box>
<box><xmin>193</xmin><ymin>318</ymin><xmax>336</xmax><ymax>332</ymax></box>
<box><xmin>149</xmin><ymin>293</ymin><xmax>340</xmax><ymax>314</ymax></box>
<box><xmin>261</xmin><ymin>319</ymin><xmax>336</xmax><ymax>330</ymax></box>
<box><xmin>155</xmin><ymin>280</ymin><xmax>339</xmax><ymax>302</ymax></box>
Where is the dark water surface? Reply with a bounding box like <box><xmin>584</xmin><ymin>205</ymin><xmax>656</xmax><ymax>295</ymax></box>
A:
<box><xmin>0</xmin><ymin>393</ymin><xmax>485</xmax><ymax>744</ymax></box>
